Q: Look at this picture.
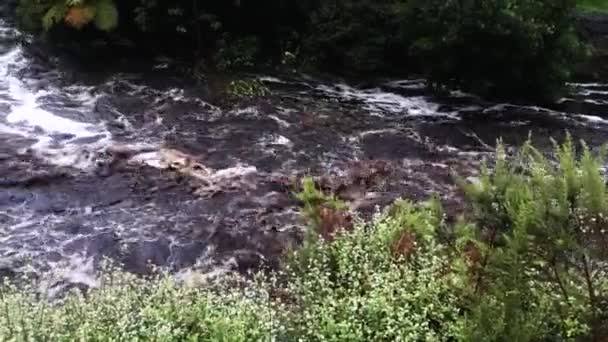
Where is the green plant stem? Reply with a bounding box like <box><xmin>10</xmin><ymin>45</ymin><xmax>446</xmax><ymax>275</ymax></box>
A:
<box><xmin>551</xmin><ymin>262</ymin><xmax>571</xmax><ymax>305</ymax></box>
<box><xmin>581</xmin><ymin>253</ymin><xmax>596</xmax><ymax>308</ymax></box>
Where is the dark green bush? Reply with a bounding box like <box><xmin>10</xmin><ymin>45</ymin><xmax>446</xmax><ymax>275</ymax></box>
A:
<box><xmin>404</xmin><ymin>0</ymin><xmax>587</xmax><ymax>100</ymax></box>
<box><xmin>302</xmin><ymin>0</ymin><xmax>405</xmax><ymax>73</ymax></box>
<box><xmin>15</xmin><ymin>0</ymin><xmax>587</xmax><ymax>99</ymax></box>
<box><xmin>16</xmin><ymin>0</ymin><xmax>307</xmax><ymax>63</ymax></box>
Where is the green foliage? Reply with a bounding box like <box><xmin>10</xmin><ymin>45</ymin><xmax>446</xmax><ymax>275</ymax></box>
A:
<box><xmin>225</xmin><ymin>79</ymin><xmax>270</xmax><ymax>98</ymax></box>
<box><xmin>282</xmin><ymin>200</ymin><xmax>462</xmax><ymax>341</ymax></box>
<box><xmin>18</xmin><ymin>0</ymin><xmax>118</xmax><ymax>31</ymax></box>
<box><xmin>215</xmin><ymin>36</ymin><xmax>259</xmax><ymax>71</ymax></box>
<box><xmin>41</xmin><ymin>1</ymin><xmax>67</xmax><ymax>30</ymax></box>
<box><xmin>457</xmin><ymin>135</ymin><xmax>608</xmax><ymax>340</ymax></box>
<box><xmin>303</xmin><ymin>0</ymin><xmax>403</xmax><ymax>72</ymax></box>
<box><xmin>295</xmin><ymin>177</ymin><xmax>347</xmax><ymax>235</ymax></box>
<box><xmin>93</xmin><ymin>0</ymin><xmax>118</xmax><ymax>31</ymax></box>
<box><xmin>0</xmin><ymin>269</ymin><xmax>279</xmax><ymax>341</ymax></box>
<box><xmin>16</xmin><ymin>0</ymin><xmax>50</xmax><ymax>31</ymax></box>
<box><xmin>404</xmin><ymin>0</ymin><xmax>587</xmax><ymax>100</ymax></box>
<box><xmin>16</xmin><ymin>0</ymin><xmax>588</xmax><ymax>95</ymax></box>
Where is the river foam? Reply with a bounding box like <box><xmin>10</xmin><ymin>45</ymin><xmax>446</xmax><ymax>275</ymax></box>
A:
<box><xmin>0</xmin><ymin>27</ymin><xmax>112</xmax><ymax>170</ymax></box>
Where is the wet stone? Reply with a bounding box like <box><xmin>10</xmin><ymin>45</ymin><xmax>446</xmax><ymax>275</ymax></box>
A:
<box><xmin>45</xmin><ymin>251</ymin><xmax>63</xmax><ymax>262</ymax></box>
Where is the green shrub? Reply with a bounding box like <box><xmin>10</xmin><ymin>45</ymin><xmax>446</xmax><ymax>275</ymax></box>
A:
<box><xmin>17</xmin><ymin>0</ymin><xmax>118</xmax><ymax>31</ymax></box>
<box><xmin>0</xmin><ymin>269</ymin><xmax>279</xmax><ymax>341</ymax></box>
<box><xmin>284</xmin><ymin>198</ymin><xmax>462</xmax><ymax>341</ymax></box>
<box><xmin>456</xmin><ymin>136</ymin><xmax>608</xmax><ymax>340</ymax></box>
<box><xmin>302</xmin><ymin>0</ymin><xmax>404</xmax><ymax>73</ymax></box>
<box><xmin>404</xmin><ymin>0</ymin><xmax>587</xmax><ymax>100</ymax></box>
<box><xmin>15</xmin><ymin>0</ymin><xmax>589</xmax><ymax>96</ymax></box>
<box><xmin>16</xmin><ymin>0</ymin><xmax>306</xmax><ymax>66</ymax></box>
<box><xmin>215</xmin><ymin>36</ymin><xmax>259</xmax><ymax>71</ymax></box>
<box><xmin>295</xmin><ymin>177</ymin><xmax>348</xmax><ymax>240</ymax></box>
<box><xmin>225</xmin><ymin>79</ymin><xmax>270</xmax><ymax>98</ymax></box>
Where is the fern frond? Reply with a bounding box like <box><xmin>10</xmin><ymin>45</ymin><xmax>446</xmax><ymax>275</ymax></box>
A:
<box><xmin>42</xmin><ymin>1</ymin><xmax>67</xmax><ymax>30</ymax></box>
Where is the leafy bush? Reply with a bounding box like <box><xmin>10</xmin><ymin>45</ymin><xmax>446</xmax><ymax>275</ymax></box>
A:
<box><xmin>456</xmin><ymin>136</ymin><xmax>608</xmax><ymax>340</ymax></box>
<box><xmin>215</xmin><ymin>36</ymin><xmax>259</xmax><ymax>71</ymax></box>
<box><xmin>0</xmin><ymin>270</ymin><xmax>279</xmax><ymax>341</ymax></box>
<box><xmin>295</xmin><ymin>177</ymin><xmax>349</xmax><ymax>242</ymax></box>
<box><xmin>284</xmin><ymin>198</ymin><xmax>462</xmax><ymax>341</ymax></box>
<box><xmin>302</xmin><ymin>0</ymin><xmax>404</xmax><ymax>73</ymax></box>
<box><xmin>225</xmin><ymin>79</ymin><xmax>270</xmax><ymax>98</ymax></box>
<box><xmin>404</xmin><ymin>0</ymin><xmax>587</xmax><ymax>100</ymax></box>
<box><xmin>17</xmin><ymin>0</ymin><xmax>118</xmax><ymax>31</ymax></box>
<box><xmin>15</xmin><ymin>0</ymin><xmax>588</xmax><ymax>98</ymax></box>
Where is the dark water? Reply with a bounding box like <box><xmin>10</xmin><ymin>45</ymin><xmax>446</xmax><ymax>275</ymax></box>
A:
<box><xmin>1</xmin><ymin>17</ymin><xmax>608</xmax><ymax>293</ymax></box>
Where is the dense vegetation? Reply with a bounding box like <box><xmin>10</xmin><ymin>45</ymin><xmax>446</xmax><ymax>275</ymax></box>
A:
<box><xmin>15</xmin><ymin>0</ymin><xmax>592</xmax><ymax>100</ymax></box>
<box><xmin>1</xmin><ymin>138</ymin><xmax>607</xmax><ymax>341</ymax></box>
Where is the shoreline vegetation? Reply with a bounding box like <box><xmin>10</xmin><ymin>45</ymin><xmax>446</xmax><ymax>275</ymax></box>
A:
<box><xmin>14</xmin><ymin>0</ymin><xmax>606</xmax><ymax>101</ymax></box>
<box><xmin>1</xmin><ymin>138</ymin><xmax>608</xmax><ymax>341</ymax></box>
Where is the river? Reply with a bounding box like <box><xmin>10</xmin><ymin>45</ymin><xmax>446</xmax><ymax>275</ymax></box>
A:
<box><xmin>1</xmin><ymin>14</ymin><xmax>608</xmax><ymax>294</ymax></box>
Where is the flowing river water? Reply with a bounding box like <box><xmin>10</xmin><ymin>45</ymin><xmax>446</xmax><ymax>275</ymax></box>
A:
<box><xmin>1</xmin><ymin>14</ymin><xmax>608</xmax><ymax>293</ymax></box>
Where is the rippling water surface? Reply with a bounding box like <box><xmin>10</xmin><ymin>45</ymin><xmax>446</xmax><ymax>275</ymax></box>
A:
<box><xmin>1</xmin><ymin>18</ymin><xmax>607</xmax><ymax>292</ymax></box>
